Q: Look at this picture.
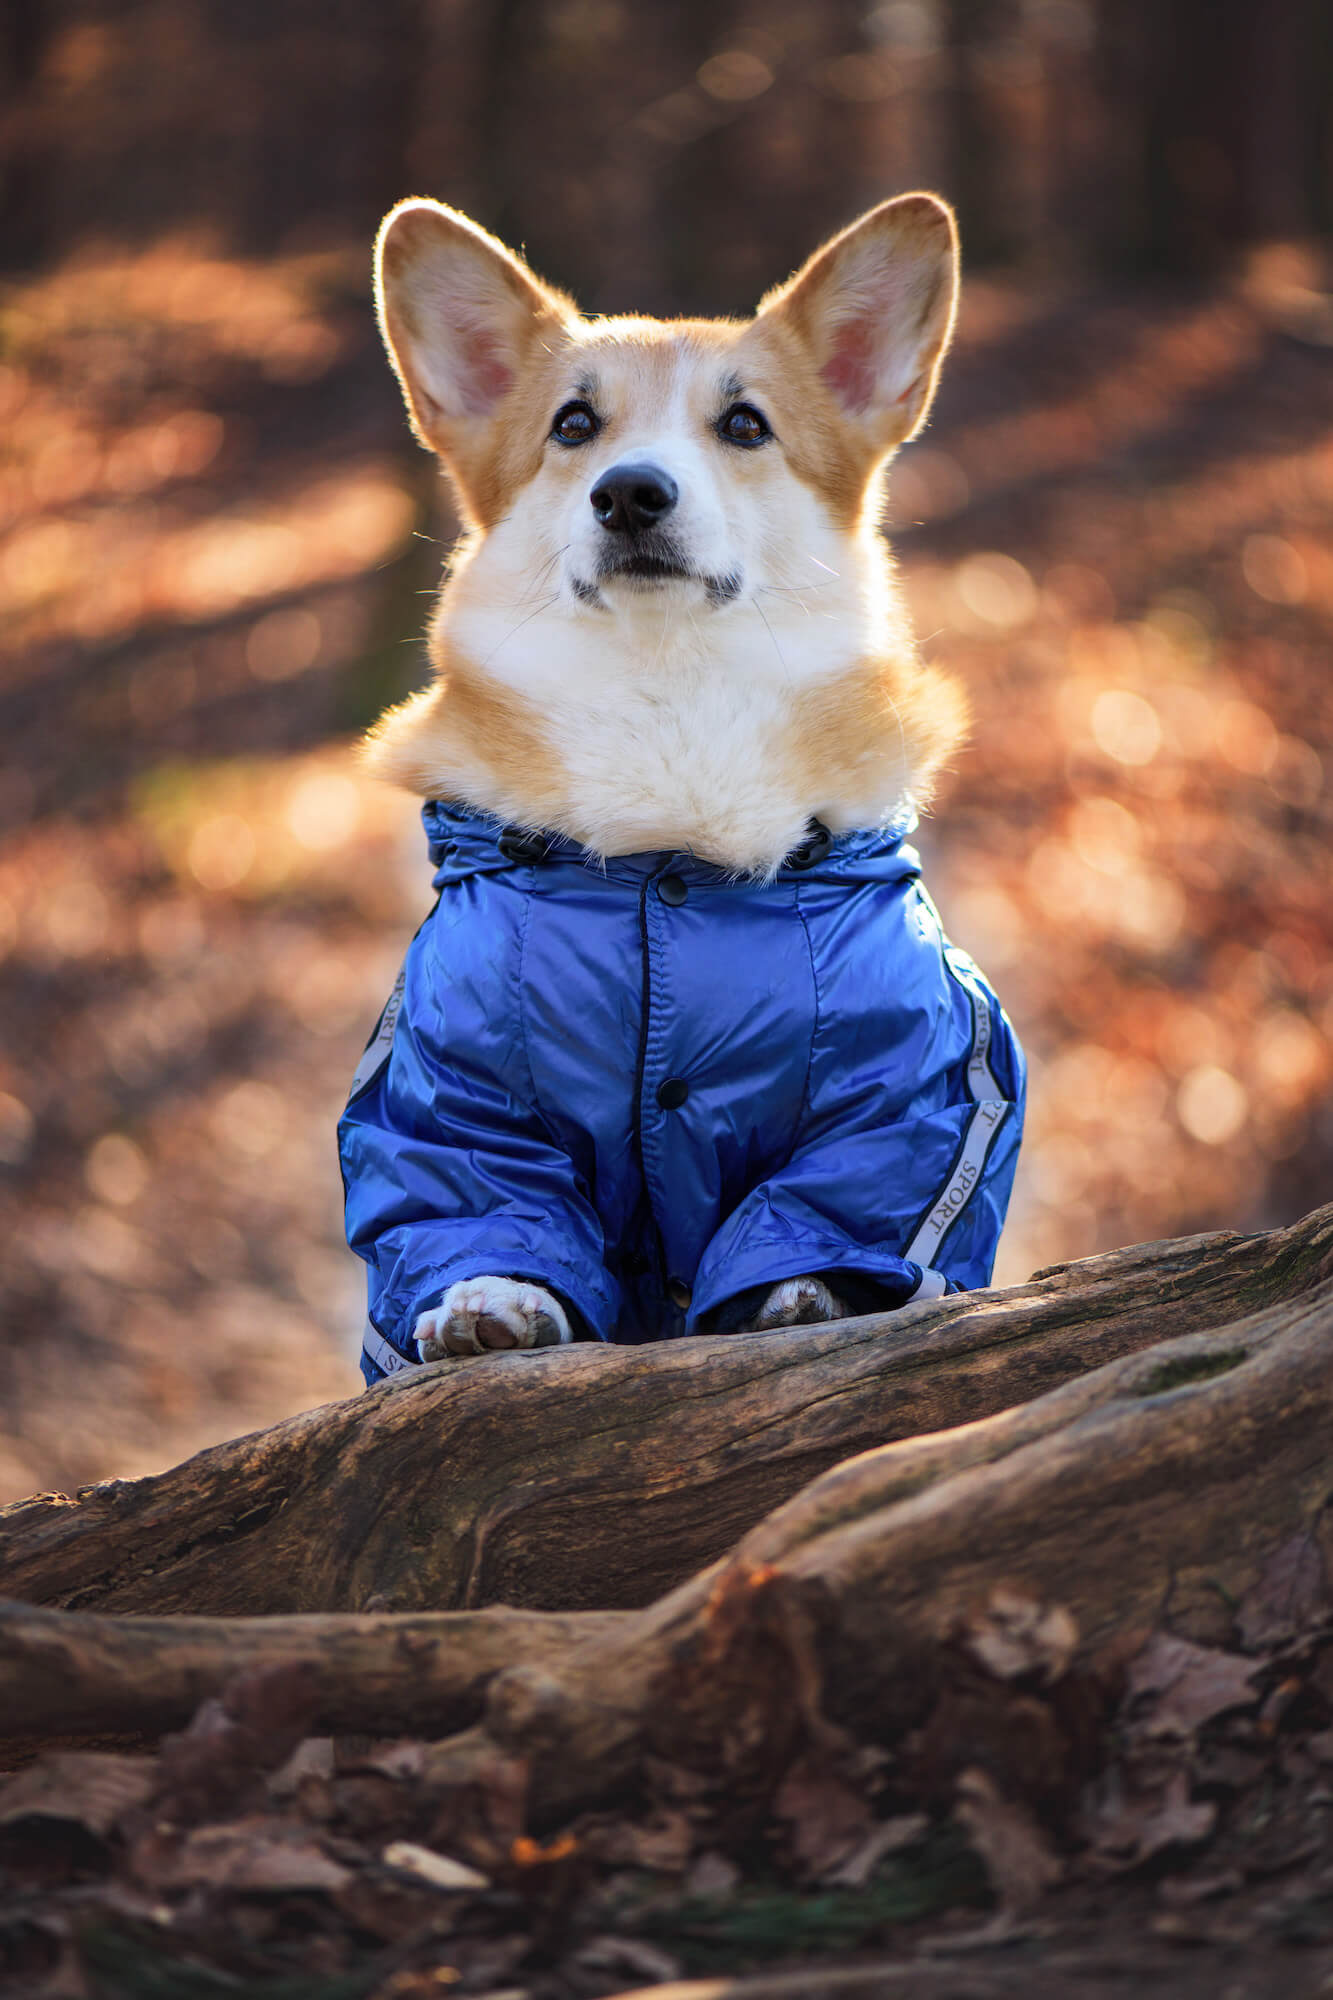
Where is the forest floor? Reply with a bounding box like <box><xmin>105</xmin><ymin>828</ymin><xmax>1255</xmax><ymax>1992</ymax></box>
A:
<box><xmin>1</xmin><ymin>236</ymin><xmax>1332</xmax><ymax>1993</ymax></box>
<box><xmin>2</xmin><ymin>1541</ymin><xmax>1333</xmax><ymax>1996</ymax></box>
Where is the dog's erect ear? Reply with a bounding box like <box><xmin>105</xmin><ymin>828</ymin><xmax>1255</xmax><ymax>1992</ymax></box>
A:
<box><xmin>375</xmin><ymin>200</ymin><xmax>573</xmax><ymax>461</ymax></box>
<box><xmin>757</xmin><ymin>193</ymin><xmax>959</xmax><ymax>451</ymax></box>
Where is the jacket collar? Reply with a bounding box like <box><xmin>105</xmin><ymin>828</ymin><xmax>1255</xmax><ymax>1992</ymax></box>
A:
<box><xmin>422</xmin><ymin>800</ymin><xmax>923</xmax><ymax>891</ymax></box>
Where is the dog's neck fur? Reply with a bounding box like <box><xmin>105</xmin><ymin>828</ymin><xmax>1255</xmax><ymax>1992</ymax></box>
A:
<box><xmin>368</xmin><ymin>510</ymin><xmax>961</xmax><ymax>879</ymax></box>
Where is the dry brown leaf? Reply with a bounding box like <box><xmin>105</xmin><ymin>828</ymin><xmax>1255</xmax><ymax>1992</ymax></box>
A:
<box><xmin>382</xmin><ymin>1839</ymin><xmax>490</xmax><ymax>1891</ymax></box>
<box><xmin>1084</xmin><ymin>1766</ymin><xmax>1217</xmax><ymax>1871</ymax></box>
<box><xmin>267</xmin><ymin>1735</ymin><xmax>335</xmax><ymax>1797</ymax></box>
<box><xmin>569</xmin><ymin>1934</ymin><xmax>682</xmax><ymax>1985</ymax></box>
<box><xmin>1306</xmin><ymin>1728</ymin><xmax>1333</xmax><ymax>1765</ymax></box>
<box><xmin>1237</xmin><ymin>1531</ymin><xmax>1332</xmax><ymax>1652</ymax></box>
<box><xmin>583</xmin><ymin>1807</ymin><xmax>695</xmax><ymax>1873</ymax></box>
<box><xmin>0</xmin><ymin>1753</ymin><xmax>156</xmax><ymax>1841</ymax></box>
<box><xmin>419</xmin><ymin>1738</ymin><xmax>528</xmax><ymax>1871</ymax></box>
<box><xmin>1158</xmin><ymin>1867</ymin><xmax>1245</xmax><ymax>1906</ymax></box>
<box><xmin>823</xmin><ymin>1811</ymin><xmax>930</xmax><ymax>1888</ymax></box>
<box><xmin>954</xmin><ymin>1766</ymin><xmax>1063</xmax><ymax>1912</ymax></box>
<box><xmin>771</xmin><ymin>1749</ymin><xmax>875</xmax><ymax>1879</ymax></box>
<box><xmin>1125</xmin><ymin>1633</ymin><xmax>1260</xmax><ymax>1738</ymax></box>
<box><xmin>683</xmin><ymin>1849</ymin><xmax>740</xmax><ymax>1898</ymax></box>
<box><xmin>155</xmin><ymin>1663</ymin><xmax>322</xmax><ymax>1824</ymax></box>
<box><xmin>140</xmin><ymin>1814</ymin><xmax>353</xmax><ymax>1894</ymax></box>
<box><xmin>963</xmin><ymin>1588</ymin><xmax>1080</xmax><ymax>1684</ymax></box>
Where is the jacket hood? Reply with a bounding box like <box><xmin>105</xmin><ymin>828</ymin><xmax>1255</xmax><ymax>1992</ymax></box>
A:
<box><xmin>420</xmin><ymin>800</ymin><xmax>925</xmax><ymax>892</ymax></box>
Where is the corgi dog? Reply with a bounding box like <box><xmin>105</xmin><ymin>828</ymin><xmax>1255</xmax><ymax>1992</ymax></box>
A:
<box><xmin>341</xmin><ymin>195</ymin><xmax>1024</xmax><ymax>1377</ymax></box>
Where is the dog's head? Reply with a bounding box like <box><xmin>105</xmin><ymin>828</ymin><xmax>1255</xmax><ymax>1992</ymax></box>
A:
<box><xmin>375</xmin><ymin>195</ymin><xmax>958</xmax><ymax>617</ymax></box>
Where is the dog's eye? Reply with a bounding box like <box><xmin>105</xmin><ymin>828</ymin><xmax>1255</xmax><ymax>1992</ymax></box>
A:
<box><xmin>717</xmin><ymin>403</ymin><xmax>771</xmax><ymax>448</ymax></box>
<box><xmin>551</xmin><ymin>401</ymin><xmax>599</xmax><ymax>447</ymax></box>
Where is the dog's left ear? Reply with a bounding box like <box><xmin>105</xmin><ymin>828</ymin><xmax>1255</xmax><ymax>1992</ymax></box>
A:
<box><xmin>757</xmin><ymin>193</ymin><xmax>959</xmax><ymax>452</ymax></box>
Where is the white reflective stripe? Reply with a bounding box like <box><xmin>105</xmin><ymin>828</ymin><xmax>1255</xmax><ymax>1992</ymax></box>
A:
<box><xmin>954</xmin><ymin>958</ymin><xmax>1002</xmax><ymax>1103</ymax></box>
<box><xmin>903</xmin><ymin>970</ymin><xmax>1008</xmax><ymax>1270</ymax></box>
<box><xmin>904</xmin><ymin>1096</ymin><xmax>1008</xmax><ymax>1266</ymax></box>
<box><xmin>362</xmin><ymin>1321</ymin><xmax>416</xmax><ymax>1378</ymax></box>
<box><xmin>907</xmin><ymin>1264</ymin><xmax>949</xmax><ymax>1302</ymax></box>
<box><xmin>904</xmin><ymin>1097</ymin><xmax>1008</xmax><ymax>1266</ymax></box>
<box><xmin>348</xmin><ymin>964</ymin><xmax>407</xmax><ymax>1101</ymax></box>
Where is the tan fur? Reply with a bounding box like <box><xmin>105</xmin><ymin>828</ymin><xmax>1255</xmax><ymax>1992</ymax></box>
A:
<box><xmin>784</xmin><ymin>654</ymin><xmax>970</xmax><ymax>816</ymax></box>
<box><xmin>365</xmin><ymin>657</ymin><xmax>568</xmax><ymax>824</ymax></box>
<box><xmin>367</xmin><ymin>193</ymin><xmax>967</xmax><ymax>875</ymax></box>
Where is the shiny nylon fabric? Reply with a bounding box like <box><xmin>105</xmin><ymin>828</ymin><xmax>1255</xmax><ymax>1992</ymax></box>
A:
<box><xmin>340</xmin><ymin>802</ymin><xmax>1025</xmax><ymax>1385</ymax></box>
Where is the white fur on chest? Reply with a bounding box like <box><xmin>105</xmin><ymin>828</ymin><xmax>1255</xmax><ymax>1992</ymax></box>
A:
<box><xmin>444</xmin><ymin>530</ymin><xmax>911</xmax><ymax>873</ymax></box>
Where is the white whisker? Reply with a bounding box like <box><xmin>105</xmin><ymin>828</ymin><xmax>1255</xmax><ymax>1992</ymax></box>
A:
<box><xmin>750</xmin><ymin>592</ymin><xmax>791</xmax><ymax>682</ymax></box>
<box><xmin>479</xmin><ymin>594</ymin><xmax>560</xmax><ymax>668</ymax></box>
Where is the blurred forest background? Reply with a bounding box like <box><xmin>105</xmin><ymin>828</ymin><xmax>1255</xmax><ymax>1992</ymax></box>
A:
<box><xmin>0</xmin><ymin>0</ymin><xmax>1330</xmax><ymax>1503</ymax></box>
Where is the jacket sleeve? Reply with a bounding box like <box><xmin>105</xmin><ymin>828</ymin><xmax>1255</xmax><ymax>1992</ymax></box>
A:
<box><xmin>339</xmin><ymin>898</ymin><xmax>621</xmax><ymax>1381</ymax></box>
<box><xmin>686</xmin><ymin>893</ymin><xmax>1025</xmax><ymax>1330</ymax></box>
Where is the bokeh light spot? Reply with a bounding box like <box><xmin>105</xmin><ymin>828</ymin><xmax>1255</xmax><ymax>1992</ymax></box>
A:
<box><xmin>697</xmin><ymin>51</ymin><xmax>773</xmax><ymax>100</ymax></box>
<box><xmin>1068</xmin><ymin>796</ymin><xmax>1140</xmax><ymax>873</ymax></box>
<box><xmin>1177</xmin><ymin>1065</ymin><xmax>1249</xmax><ymax>1145</ymax></box>
<box><xmin>1242</xmin><ymin>533</ymin><xmax>1307</xmax><ymax>604</ymax></box>
<box><xmin>188</xmin><ymin>814</ymin><xmax>256</xmax><ymax>890</ymax></box>
<box><xmin>0</xmin><ymin>1094</ymin><xmax>36</xmax><ymax>1167</ymax></box>
<box><xmin>247</xmin><ymin>606</ymin><xmax>322</xmax><ymax>681</ymax></box>
<box><xmin>286</xmin><ymin>772</ymin><xmax>361</xmax><ymax>852</ymax></box>
<box><xmin>1090</xmin><ymin>689</ymin><xmax>1161</xmax><ymax>765</ymax></box>
<box><xmin>889</xmin><ymin>448</ymin><xmax>969</xmax><ymax>522</ymax></box>
<box><xmin>1113</xmin><ymin>872</ymin><xmax>1185</xmax><ymax>952</ymax></box>
<box><xmin>212</xmin><ymin>1080</ymin><xmax>287</xmax><ymax>1158</ymax></box>
<box><xmin>44</xmin><ymin>881</ymin><xmax>111</xmax><ymax>957</ymax></box>
<box><xmin>85</xmin><ymin>1132</ymin><xmax>150</xmax><ymax>1207</ymax></box>
<box><xmin>1214</xmin><ymin>698</ymin><xmax>1278</xmax><ymax>775</ymax></box>
<box><xmin>1254</xmin><ymin>1010</ymin><xmax>1326</xmax><ymax>1103</ymax></box>
<box><xmin>1268</xmin><ymin>736</ymin><xmax>1323</xmax><ymax>807</ymax></box>
<box><xmin>952</xmin><ymin>552</ymin><xmax>1037</xmax><ymax>630</ymax></box>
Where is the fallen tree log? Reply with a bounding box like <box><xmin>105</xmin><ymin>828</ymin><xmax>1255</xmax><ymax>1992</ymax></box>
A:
<box><xmin>424</xmin><ymin>1251</ymin><xmax>1333</xmax><ymax>1825</ymax></box>
<box><xmin>3</xmin><ymin>1209</ymin><xmax>1330</xmax><ymax>1783</ymax></box>
<box><xmin>2</xmin><ymin>1202</ymin><xmax>1329</xmax><ymax>1619</ymax></box>
<box><xmin>0</xmin><ymin>1601</ymin><xmax>625</xmax><ymax>1744</ymax></box>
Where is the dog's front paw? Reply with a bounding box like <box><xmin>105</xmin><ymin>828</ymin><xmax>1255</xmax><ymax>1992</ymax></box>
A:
<box><xmin>414</xmin><ymin>1277</ymin><xmax>571</xmax><ymax>1359</ymax></box>
<box><xmin>745</xmin><ymin>1275</ymin><xmax>846</xmax><ymax>1332</ymax></box>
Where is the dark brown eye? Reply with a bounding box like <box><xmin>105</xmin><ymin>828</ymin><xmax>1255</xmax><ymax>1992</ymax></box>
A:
<box><xmin>717</xmin><ymin>403</ymin><xmax>771</xmax><ymax>448</ymax></box>
<box><xmin>551</xmin><ymin>401</ymin><xmax>599</xmax><ymax>446</ymax></box>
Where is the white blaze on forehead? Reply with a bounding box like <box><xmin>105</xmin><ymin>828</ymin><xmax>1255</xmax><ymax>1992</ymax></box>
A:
<box><xmin>584</xmin><ymin>344</ymin><xmax>723</xmax><ymax>455</ymax></box>
<box><xmin>558</xmin><ymin>347</ymin><xmax>740</xmax><ymax>577</ymax></box>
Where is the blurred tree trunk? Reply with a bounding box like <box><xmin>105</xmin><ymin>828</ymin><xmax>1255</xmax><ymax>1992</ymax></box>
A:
<box><xmin>942</xmin><ymin>0</ymin><xmax>1027</xmax><ymax>266</ymax></box>
<box><xmin>1094</xmin><ymin>0</ymin><xmax>1331</xmax><ymax>274</ymax></box>
<box><xmin>0</xmin><ymin>0</ymin><xmax>54</xmax><ymax>269</ymax></box>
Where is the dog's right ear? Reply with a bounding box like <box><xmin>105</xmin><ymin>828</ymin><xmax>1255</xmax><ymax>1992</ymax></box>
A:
<box><xmin>375</xmin><ymin>200</ymin><xmax>573</xmax><ymax>468</ymax></box>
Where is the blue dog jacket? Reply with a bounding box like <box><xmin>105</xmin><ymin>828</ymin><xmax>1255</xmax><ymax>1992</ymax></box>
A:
<box><xmin>341</xmin><ymin>802</ymin><xmax>1025</xmax><ymax>1386</ymax></box>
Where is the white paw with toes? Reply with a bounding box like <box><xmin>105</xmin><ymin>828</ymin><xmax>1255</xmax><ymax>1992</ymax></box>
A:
<box><xmin>749</xmin><ymin>1275</ymin><xmax>845</xmax><ymax>1331</ymax></box>
<box><xmin>414</xmin><ymin>1277</ymin><xmax>571</xmax><ymax>1359</ymax></box>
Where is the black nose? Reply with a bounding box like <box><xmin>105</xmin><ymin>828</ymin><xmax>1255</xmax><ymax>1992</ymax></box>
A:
<box><xmin>590</xmin><ymin>462</ymin><xmax>678</xmax><ymax>534</ymax></box>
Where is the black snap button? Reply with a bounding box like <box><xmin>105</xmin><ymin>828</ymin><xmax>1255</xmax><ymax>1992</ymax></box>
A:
<box><xmin>667</xmin><ymin>1277</ymin><xmax>692</xmax><ymax>1310</ymax></box>
<box><xmin>498</xmin><ymin>826</ymin><xmax>548</xmax><ymax>864</ymax></box>
<box><xmin>784</xmin><ymin>817</ymin><xmax>833</xmax><ymax>872</ymax></box>
<box><xmin>657</xmin><ymin>872</ymin><xmax>688</xmax><ymax>906</ymax></box>
<box><xmin>657</xmin><ymin>1076</ymin><xmax>689</xmax><ymax>1110</ymax></box>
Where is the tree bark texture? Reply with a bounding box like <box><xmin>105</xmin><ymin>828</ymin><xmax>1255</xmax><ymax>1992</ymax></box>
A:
<box><xmin>1</xmin><ymin>1202</ymin><xmax>1330</xmax><ymax>1793</ymax></box>
<box><xmin>1</xmin><ymin>1203</ymin><xmax>1329</xmax><ymax>1621</ymax></box>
